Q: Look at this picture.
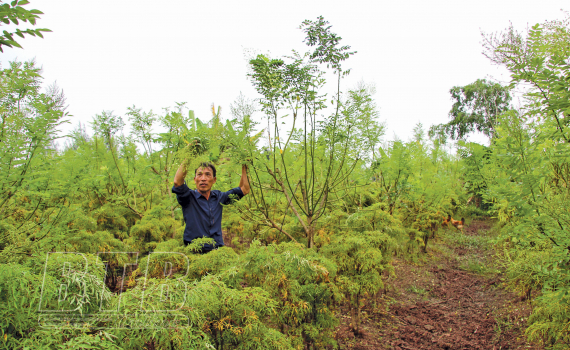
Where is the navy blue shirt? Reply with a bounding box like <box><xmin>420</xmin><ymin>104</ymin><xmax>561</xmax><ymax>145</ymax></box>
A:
<box><xmin>172</xmin><ymin>183</ymin><xmax>244</xmax><ymax>250</ymax></box>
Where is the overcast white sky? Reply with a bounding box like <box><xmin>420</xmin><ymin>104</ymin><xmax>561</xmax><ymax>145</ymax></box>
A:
<box><xmin>1</xmin><ymin>0</ymin><xmax>568</xmax><ymax>143</ymax></box>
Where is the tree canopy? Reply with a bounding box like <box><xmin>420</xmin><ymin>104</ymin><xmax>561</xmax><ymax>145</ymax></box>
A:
<box><xmin>429</xmin><ymin>78</ymin><xmax>512</xmax><ymax>141</ymax></box>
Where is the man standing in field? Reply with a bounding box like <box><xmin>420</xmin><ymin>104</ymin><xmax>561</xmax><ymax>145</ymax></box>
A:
<box><xmin>172</xmin><ymin>160</ymin><xmax>250</xmax><ymax>253</ymax></box>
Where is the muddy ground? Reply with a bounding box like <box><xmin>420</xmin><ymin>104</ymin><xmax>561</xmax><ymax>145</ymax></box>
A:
<box><xmin>335</xmin><ymin>220</ymin><xmax>542</xmax><ymax>350</ymax></box>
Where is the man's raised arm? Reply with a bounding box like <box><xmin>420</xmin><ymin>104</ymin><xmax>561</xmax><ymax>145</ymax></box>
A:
<box><xmin>173</xmin><ymin>160</ymin><xmax>188</xmax><ymax>188</ymax></box>
<box><xmin>174</xmin><ymin>141</ymin><xmax>199</xmax><ymax>187</ymax></box>
<box><xmin>239</xmin><ymin>164</ymin><xmax>250</xmax><ymax>195</ymax></box>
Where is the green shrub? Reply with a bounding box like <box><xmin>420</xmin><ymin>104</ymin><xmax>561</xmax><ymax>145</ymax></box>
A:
<box><xmin>322</xmin><ymin>230</ymin><xmax>394</xmax><ymax>336</ymax></box>
<box><xmin>239</xmin><ymin>241</ymin><xmax>340</xmax><ymax>349</ymax></box>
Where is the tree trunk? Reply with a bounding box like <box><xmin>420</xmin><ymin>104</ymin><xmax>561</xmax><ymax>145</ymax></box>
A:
<box><xmin>307</xmin><ymin>215</ymin><xmax>314</xmax><ymax>248</ymax></box>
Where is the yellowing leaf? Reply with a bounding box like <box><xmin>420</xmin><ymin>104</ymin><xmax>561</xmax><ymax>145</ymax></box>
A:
<box><xmin>249</xmin><ymin>130</ymin><xmax>263</xmax><ymax>141</ymax></box>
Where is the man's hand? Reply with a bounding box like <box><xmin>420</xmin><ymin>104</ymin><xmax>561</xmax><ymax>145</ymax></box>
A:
<box><xmin>175</xmin><ymin>139</ymin><xmax>201</xmax><ymax>187</ymax></box>
<box><xmin>173</xmin><ymin>159</ymin><xmax>188</xmax><ymax>187</ymax></box>
<box><xmin>239</xmin><ymin>164</ymin><xmax>250</xmax><ymax>195</ymax></box>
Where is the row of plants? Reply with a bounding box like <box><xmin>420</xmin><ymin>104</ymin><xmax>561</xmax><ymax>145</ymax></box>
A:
<box><xmin>15</xmin><ymin>2</ymin><xmax>570</xmax><ymax>348</ymax></box>
<box><xmin>430</xmin><ymin>14</ymin><xmax>570</xmax><ymax>349</ymax></box>
<box><xmin>0</xmin><ymin>15</ymin><xmax>470</xmax><ymax>349</ymax></box>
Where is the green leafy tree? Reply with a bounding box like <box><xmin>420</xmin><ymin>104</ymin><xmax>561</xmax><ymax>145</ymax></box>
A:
<box><xmin>429</xmin><ymin>79</ymin><xmax>512</xmax><ymax>141</ymax></box>
<box><xmin>479</xmin><ymin>14</ymin><xmax>570</xmax><ymax>347</ymax></box>
<box><xmin>91</xmin><ymin>111</ymin><xmax>127</xmax><ymax>190</ymax></box>
<box><xmin>482</xmin><ymin>14</ymin><xmax>570</xmax><ymax>142</ymax></box>
<box><xmin>246</xmin><ymin>16</ymin><xmax>383</xmax><ymax>247</ymax></box>
<box><xmin>0</xmin><ymin>0</ymin><xmax>50</xmax><ymax>52</ymax></box>
<box><xmin>375</xmin><ymin>140</ymin><xmax>411</xmax><ymax>215</ymax></box>
<box><xmin>457</xmin><ymin>141</ymin><xmax>493</xmax><ymax>210</ymax></box>
<box><xmin>0</xmin><ymin>60</ymin><xmax>69</xmax><ymax>261</ymax></box>
<box><xmin>322</xmin><ymin>229</ymin><xmax>393</xmax><ymax>336</ymax></box>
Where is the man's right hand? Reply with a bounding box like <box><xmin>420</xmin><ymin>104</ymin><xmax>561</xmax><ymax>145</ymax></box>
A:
<box><xmin>173</xmin><ymin>159</ymin><xmax>189</xmax><ymax>187</ymax></box>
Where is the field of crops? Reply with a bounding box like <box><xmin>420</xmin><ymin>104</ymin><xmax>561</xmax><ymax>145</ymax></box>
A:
<box><xmin>1</xmin><ymin>3</ymin><xmax>570</xmax><ymax>349</ymax></box>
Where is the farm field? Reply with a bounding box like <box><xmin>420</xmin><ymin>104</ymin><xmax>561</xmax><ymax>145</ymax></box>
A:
<box><xmin>336</xmin><ymin>220</ymin><xmax>541</xmax><ymax>350</ymax></box>
<box><xmin>1</xmin><ymin>2</ymin><xmax>570</xmax><ymax>350</ymax></box>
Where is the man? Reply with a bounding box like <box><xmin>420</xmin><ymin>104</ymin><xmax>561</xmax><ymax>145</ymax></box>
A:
<box><xmin>172</xmin><ymin>161</ymin><xmax>250</xmax><ymax>252</ymax></box>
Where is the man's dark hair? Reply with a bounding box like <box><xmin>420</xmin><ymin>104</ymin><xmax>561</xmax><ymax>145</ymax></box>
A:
<box><xmin>194</xmin><ymin>162</ymin><xmax>216</xmax><ymax>178</ymax></box>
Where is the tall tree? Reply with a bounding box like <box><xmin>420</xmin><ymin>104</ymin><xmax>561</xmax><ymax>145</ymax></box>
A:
<box><xmin>245</xmin><ymin>16</ymin><xmax>383</xmax><ymax>247</ymax></box>
<box><xmin>429</xmin><ymin>79</ymin><xmax>512</xmax><ymax>141</ymax></box>
<box><xmin>0</xmin><ymin>60</ymin><xmax>67</xmax><ymax>215</ymax></box>
<box><xmin>482</xmin><ymin>14</ymin><xmax>570</xmax><ymax>143</ymax></box>
<box><xmin>478</xmin><ymin>14</ymin><xmax>570</xmax><ymax>346</ymax></box>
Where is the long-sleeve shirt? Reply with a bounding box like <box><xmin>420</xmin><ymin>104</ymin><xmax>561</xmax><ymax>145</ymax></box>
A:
<box><xmin>172</xmin><ymin>183</ymin><xmax>244</xmax><ymax>251</ymax></box>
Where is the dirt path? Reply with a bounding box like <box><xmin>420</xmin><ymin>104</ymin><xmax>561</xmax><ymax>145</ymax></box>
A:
<box><xmin>336</xmin><ymin>220</ymin><xmax>542</xmax><ymax>350</ymax></box>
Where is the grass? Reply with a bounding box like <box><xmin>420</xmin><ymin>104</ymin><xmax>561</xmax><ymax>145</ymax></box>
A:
<box><xmin>459</xmin><ymin>258</ymin><xmax>500</xmax><ymax>275</ymax></box>
<box><xmin>407</xmin><ymin>285</ymin><xmax>428</xmax><ymax>296</ymax></box>
<box><xmin>428</xmin><ymin>239</ymin><xmax>455</xmax><ymax>259</ymax></box>
<box><xmin>492</xmin><ymin>310</ymin><xmax>517</xmax><ymax>344</ymax></box>
<box><xmin>443</xmin><ymin>230</ymin><xmax>491</xmax><ymax>250</ymax></box>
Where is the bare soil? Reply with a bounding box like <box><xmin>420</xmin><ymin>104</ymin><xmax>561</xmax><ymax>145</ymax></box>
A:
<box><xmin>335</xmin><ymin>220</ymin><xmax>542</xmax><ymax>350</ymax></box>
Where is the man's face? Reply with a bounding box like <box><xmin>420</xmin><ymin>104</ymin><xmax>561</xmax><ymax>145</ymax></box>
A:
<box><xmin>194</xmin><ymin>166</ymin><xmax>216</xmax><ymax>193</ymax></box>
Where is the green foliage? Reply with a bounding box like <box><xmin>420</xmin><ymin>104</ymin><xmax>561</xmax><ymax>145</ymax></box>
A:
<box><xmin>483</xmin><ymin>14</ymin><xmax>570</xmax><ymax>143</ymax></box>
<box><xmin>457</xmin><ymin>141</ymin><xmax>492</xmax><ymax>199</ymax></box>
<box><xmin>0</xmin><ymin>14</ymin><xmax>474</xmax><ymax>349</ymax></box>
<box><xmin>0</xmin><ymin>0</ymin><xmax>51</xmax><ymax>52</ymax></box>
<box><xmin>0</xmin><ymin>253</ymin><xmax>114</xmax><ymax>349</ymax></box>
<box><xmin>105</xmin><ymin>277</ymin><xmax>213</xmax><ymax>349</ymax></box>
<box><xmin>0</xmin><ymin>263</ymin><xmax>45</xmax><ymax>348</ymax></box>
<box><xmin>322</xmin><ymin>230</ymin><xmax>393</xmax><ymax>335</ymax></box>
<box><xmin>374</xmin><ymin>128</ymin><xmax>460</xmax><ymax>222</ymax></box>
<box><xmin>0</xmin><ymin>60</ymin><xmax>74</xmax><ymax>265</ymax></box>
<box><xmin>526</xmin><ymin>290</ymin><xmax>570</xmax><ymax>348</ymax></box>
<box><xmin>50</xmin><ymin>333</ymin><xmax>123</xmax><ymax>350</ymax></box>
<box><xmin>459</xmin><ymin>258</ymin><xmax>496</xmax><ymax>274</ymax></box>
<box><xmin>192</xmin><ymin>275</ymin><xmax>293</xmax><ymax>350</ymax></box>
<box><xmin>429</xmin><ymin>79</ymin><xmax>512</xmax><ymax>141</ymax></box>
<box><xmin>246</xmin><ymin>16</ymin><xmax>383</xmax><ymax>248</ymax></box>
<box><xmin>411</xmin><ymin>211</ymin><xmax>441</xmax><ymax>253</ymax></box>
<box><xmin>126</xmin><ymin>206</ymin><xmax>179</xmax><ymax>253</ymax></box>
<box><xmin>185</xmin><ymin>246</ymin><xmax>240</xmax><ymax>283</ymax></box>
<box><xmin>239</xmin><ymin>241</ymin><xmax>340</xmax><ymax>348</ymax></box>
<box><xmin>475</xmin><ymin>14</ymin><xmax>570</xmax><ymax>347</ymax></box>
